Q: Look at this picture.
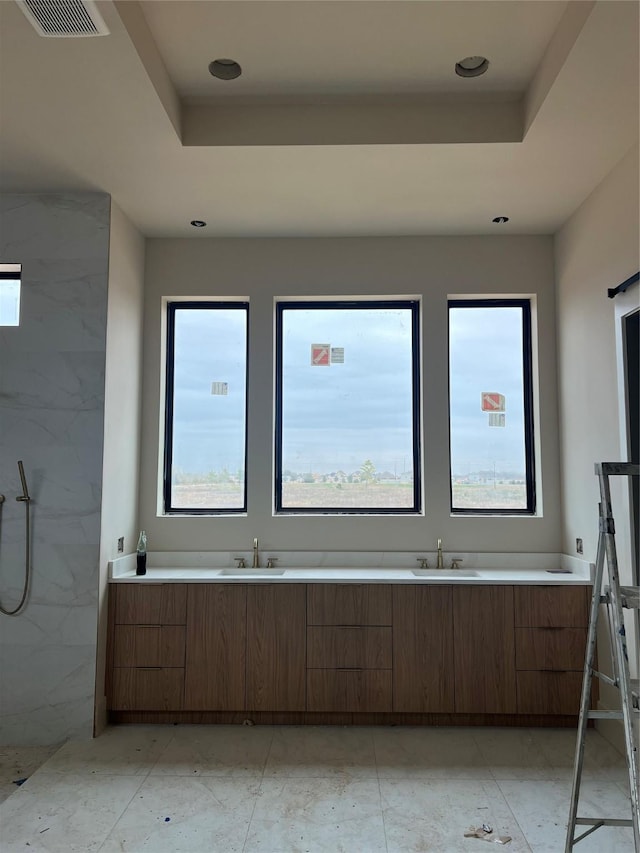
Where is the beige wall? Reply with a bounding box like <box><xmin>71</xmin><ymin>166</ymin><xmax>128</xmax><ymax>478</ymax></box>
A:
<box><xmin>140</xmin><ymin>235</ymin><xmax>561</xmax><ymax>555</ymax></box>
<box><xmin>95</xmin><ymin>202</ymin><xmax>145</xmax><ymax>734</ymax></box>
<box><xmin>555</xmin><ymin>143</ymin><xmax>639</xmax><ymax>748</ymax></box>
<box><xmin>555</xmin><ymin>144</ymin><xmax>639</xmax><ymax>562</ymax></box>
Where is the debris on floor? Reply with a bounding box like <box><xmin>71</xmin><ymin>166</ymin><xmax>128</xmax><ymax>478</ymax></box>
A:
<box><xmin>12</xmin><ymin>777</ymin><xmax>28</xmax><ymax>786</ymax></box>
<box><xmin>464</xmin><ymin>824</ymin><xmax>512</xmax><ymax>845</ymax></box>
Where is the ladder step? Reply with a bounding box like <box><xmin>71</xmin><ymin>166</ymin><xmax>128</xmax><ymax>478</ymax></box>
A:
<box><xmin>620</xmin><ymin>585</ymin><xmax>640</xmax><ymax>609</ymax></box>
<box><xmin>588</xmin><ymin>709</ymin><xmax>640</xmax><ymax>720</ymax></box>
<box><xmin>575</xmin><ymin>817</ymin><xmax>634</xmax><ymax>828</ymax></box>
<box><xmin>602</xmin><ymin>585</ymin><xmax>640</xmax><ymax>608</ymax></box>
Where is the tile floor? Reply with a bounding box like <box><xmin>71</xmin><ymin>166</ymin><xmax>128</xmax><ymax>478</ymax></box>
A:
<box><xmin>0</xmin><ymin>725</ymin><xmax>635</xmax><ymax>852</ymax></box>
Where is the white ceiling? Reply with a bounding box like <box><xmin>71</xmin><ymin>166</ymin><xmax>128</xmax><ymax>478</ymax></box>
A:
<box><xmin>0</xmin><ymin>0</ymin><xmax>637</xmax><ymax>238</ymax></box>
<box><xmin>141</xmin><ymin>1</ymin><xmax>567</xmax><ymax>98</ymax></box>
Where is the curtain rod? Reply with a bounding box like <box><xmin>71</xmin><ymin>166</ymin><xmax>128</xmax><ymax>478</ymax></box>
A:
<box><xmin>608</xmin><ymin>271</ymin><xmax>639</xmax><ymax>299</ymax></box>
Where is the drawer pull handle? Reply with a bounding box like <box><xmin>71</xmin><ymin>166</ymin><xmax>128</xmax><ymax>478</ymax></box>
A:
<box><xmin>337</xmin><ymin>668</ymin><xmax>363</xmax><ymax>672</ymax></box>
<box><xmin>138</xmin><ymin>667</ymin><xmax>163</xmax><ymax>671</ymax></box>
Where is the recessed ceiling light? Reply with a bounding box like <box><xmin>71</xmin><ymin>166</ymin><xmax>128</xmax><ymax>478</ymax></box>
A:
<box><xmin>492</xmin><ymin>216</ymin><xmax>510</xmax><ymax>224</ymax></box>
<box><xmin>455</xmin><ymin>56</ymin><xmax>489</xmax><ymax>78</ymax></box>
<box><xmin>208</xmin><ymin>58</ymin><xmax>242</xmax><ymax>80</ymax></box>
<box><xmin>190</xmin><ymin>220</ymin><xmax>207</xmax><ymax>228</ymax></box>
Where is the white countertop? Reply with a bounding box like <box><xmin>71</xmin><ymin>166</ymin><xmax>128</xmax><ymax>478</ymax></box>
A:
<box><xmin>108</xmin><ymin>551</ymin><xmax>593</xmax><ymax>585</ymax></box>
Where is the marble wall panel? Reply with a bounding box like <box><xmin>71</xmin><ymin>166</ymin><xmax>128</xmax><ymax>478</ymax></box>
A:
<box><xmin>0</xmin><ymin>193</ymin><xmax>110</xmax><ymax>745</ymax></box>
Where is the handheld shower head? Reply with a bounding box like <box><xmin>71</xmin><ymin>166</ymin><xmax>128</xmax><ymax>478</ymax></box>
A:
<box><xmin>16</xmin><ymin>461</ymin><xmax>30</xmax><ymax>502</ymax></box>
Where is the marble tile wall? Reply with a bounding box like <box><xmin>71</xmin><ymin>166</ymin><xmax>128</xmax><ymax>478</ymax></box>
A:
<box><xmin>0</xmin><ymin>193</ymin><xmax>111</xmax><ymax>744</ymax></box>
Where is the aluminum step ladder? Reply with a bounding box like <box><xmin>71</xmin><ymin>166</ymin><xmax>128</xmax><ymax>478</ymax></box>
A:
<box><xmin>565</xmin><ymin>462</ymin><xmax>640</xmax><ymax>851</ymax></box>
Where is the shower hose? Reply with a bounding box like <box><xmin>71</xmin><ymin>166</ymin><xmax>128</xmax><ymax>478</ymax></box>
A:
<box><xmin>0</xmin><ymin>461</ymin><xmax>32</xmax><ymax>616</ymax></box>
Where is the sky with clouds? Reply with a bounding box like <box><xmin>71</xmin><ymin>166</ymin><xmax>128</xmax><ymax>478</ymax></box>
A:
<box><xmin>170</xmin><ymin>303</ymin><xmax>527</xmax><ymax>479</ymax></box>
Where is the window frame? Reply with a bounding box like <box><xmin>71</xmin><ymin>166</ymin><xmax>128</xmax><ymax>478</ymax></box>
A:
<box><xmin>274</xmin><ymin>298</ymin><xmax>423</xmax><ymax>515</ymax></box>
<box><xmin>0</xmin><ymin>267</ymin><xmax>22</xmax><ymax>327</ymax></box>
<box><xmin>447</xmin><ymin>298</ymin><xmax>536</xmax><ymax>516</ymax></box>
<box><xmin>163</xmin><ymin>300</ymin><xmax>249</xmax><ymax>515</ymax></box>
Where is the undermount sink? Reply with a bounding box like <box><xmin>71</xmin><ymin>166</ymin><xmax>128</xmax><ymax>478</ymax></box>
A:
<box><xmin>411</xmin><ymin>568</ymin><xmax>480</xmax><ymax>578</ymax></box>
<box><xmin>217</xmin><ymin>568</ymin><xmax>286</xmax><ymax>577</ymax></box>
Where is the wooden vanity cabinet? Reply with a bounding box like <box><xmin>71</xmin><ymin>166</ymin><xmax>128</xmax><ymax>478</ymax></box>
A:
<box><xmin>514</xmin><ymin>585</ymin><xmax>590</xmax><ymax>715</ymax></box>
<box><xmin>184</xmin><ymin>584</ymin><xmax>247</xmax><ymax>710</ymax></box>
<box><xmin>247</xmin><ymin>585</ymin><xmax>306</xmax><ymax>711</ymax></box>
<box><xmin>392</xmin><ymin>585</ymin><xmax>455</xmax><ymax>712</ymax></box>
<box><xmin>453</xmin><ymin>585</ymin><xmax>517</xmax><ymax>713</ymax></box>
<box><xmin>110</xmin><ymin>583</ymin><xmax>187</xmax><ymax>711</ymax></box>
<box><xmin>306</xmin><ymin>584</ymin><xmax>393</xmax><ymax>712</ymax></box>
<box><xmin>107</xmin><ymin>580</ymin><xmax>592</xmax><ymax>723</ymax></box>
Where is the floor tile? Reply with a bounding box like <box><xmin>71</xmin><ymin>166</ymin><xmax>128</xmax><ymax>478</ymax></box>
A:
<box><xmin>264</xmin><ymin>726</ymin><xmax>377</xmax><ymax>779</ymax></box>
<box><xmin>38</xmin><ymin>725</ymin><xmax>174</xmax><ymax>776</ymax></box>
<box><xmin>374</xmin><ymin>726</ymin><xmax>491</xmax><ymax>779</ymax></box>
<box><xmin>99</xmin><ymin>775</ymin><xmax>259</xmax><ymax>852</ymax></box>
<box><xmin>529</xmin><ymin>727</ymin><xmax>630</xmax><ymax>783</ymax></box>
<box><xmin>380</xmin><ymin>777</ymin><xmax>531</xmax><ymax>852</ymax></box>
<box><xmin>151</xmin><ymin>725</ymin><xmax>273</xmax><ymax>778</ymax></box>
<box><xmin>0</xmin><ymin>745</ymin><xmax>59</xmax><ymax>805</ymax></box>
<box><xmin>472</xmin><ymin>727</ymin><xmax>558</xmax><ymax>780</ymax></box>
<box><xmin>497</xmin><ymin>778</ymin><xmax>635</xmax><ymax>852</ymax></box>
<box><xmin>0</xmin><ymin>773</ymin><xmax>142</xmax><ymax>852</ymax></box>
<box><xmin>244</xmin><ymin>777</ymin><xmax>386</xmax><ymax>852</ymax></box>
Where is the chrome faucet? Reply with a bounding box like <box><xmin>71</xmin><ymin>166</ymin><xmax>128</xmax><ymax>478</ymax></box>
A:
<box><xmin>436</xmin><ymin>538</ymin><xmax>444</xmax><ymax>569</ymax></box>
<box><xmin>252</xmin><ymin>537</ymin><xmax>260</xmax><ymax>568</ymax></box>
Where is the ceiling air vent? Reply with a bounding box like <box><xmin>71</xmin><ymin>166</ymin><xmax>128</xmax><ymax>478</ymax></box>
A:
<box><xmin>16</xmin><ymin>0</ymin><xmax>109</xmax><ymax>37</ymax></box>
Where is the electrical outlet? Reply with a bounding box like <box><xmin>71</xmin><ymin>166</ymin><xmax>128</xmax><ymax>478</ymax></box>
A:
<box><xmin>117</xmin><ymin>537</ymin><xmax>124</xmax><ymax>553</ymax></box>
<box><xmin>576</xmin><ymin>538</ymin><xmax>583</xmax><ymax>555</ymax></box>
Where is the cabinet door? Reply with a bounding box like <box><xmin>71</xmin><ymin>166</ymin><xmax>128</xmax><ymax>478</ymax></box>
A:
<box><xmin>393</xmin><ymin>585</ymin><xmax>455</xmax><ymax>712</ymax></box>
<box><xmin>307</xmin><ymin>670</ymin><xmax>392</xmax><ymax>712</ymax></box>
<box><xmin>307</xmin><ymin>584</ymin><xmax>392</xmax><ymax>626</ymax></box>
<box><xmin>515</xmin><ymin>627</ymin><xmax>587</xmax><ymax>671</ymax></box>
<box><xmin>184</xmin><ymin>584</ymin><xmax>247</xmax><ymax>710</ymax></box>
<box><xmin>113</xmin><ymin>625</ymin><xmax>186</xmax><ymax>668</ymax></box>
<box><xmin>111</xmin><ymin>668</ymin><xmax>184</xmax><ymax>711</ymax></box>
<box><xmin>516</xmin><ymin>671</ymin><xmax>584</xmax><ymax>714</ymax></box>
<box><xmin>307</xmin><ymin>626</ymin><xmax>392</xmax><ymax>669</ymax></box>
<box><xmin>453</xmin><ymin>586</ymin><xmax>517</xmax><ymax>713</ymax></box>
<box><xmin>247</xmin><ymin>585</ymin><xmax>306</xmax><ymax>711</ymax></box>
<box><xmin>514</xmin><ymin>586</ymin><xmax>589</xmax><ymax>627</ymax></box>
<box><xmin>114</xmin><ymin>583</ymin><xmax>187</xmax><ymax>625</ymax></box>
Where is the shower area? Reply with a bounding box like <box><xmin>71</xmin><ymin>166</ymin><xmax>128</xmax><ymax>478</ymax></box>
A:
<box><xmin>0</xmin><ymin>192</ymin><xmax>116</xmax><ymax>745</ymax></box>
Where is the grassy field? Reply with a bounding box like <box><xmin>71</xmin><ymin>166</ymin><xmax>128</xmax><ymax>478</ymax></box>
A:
<box><xmin>282</xmin><ymin>482</ymin><xmax>414</xmax><ymax>508</ymax></box>
<box><xmin>452</xmin><ymin>482</ymin><xmax>527</xmax><ymax>509</ymax></box>
<box><xmin>173</xmin><ymin>483</ymin><xmax>244</xmax><ymax>509</ymax></box>
<box><xmin>172</xmin><ymin>481</ymin><xmax>526</xmax><ymax>510</ymax></box>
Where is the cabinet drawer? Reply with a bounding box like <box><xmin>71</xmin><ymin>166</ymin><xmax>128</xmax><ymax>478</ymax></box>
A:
<box><xmin>307</xmin><ymin>585</ymin><xmax>392</xmax><ymax>625</ymax></box>
<box><xmin>113</xmin><ymin>625</ymin><xmax>185</xmax><ymax>668</ymax></box>
<box><xmin>515</xmin><ymin>627</ymin><xmax>586</xmax><ymax>671</ymax></box>
<box><xmin>111</xmin><ymin>667</ymin><xmax>184</xmax><ymax>710</ymax></box>
<box><xmin>307</xmin><ymin>669</ymin><xmax>392</xmax><ymax>712</ymax></box>
<box><xmin>516</xmin><ymin>671</ymin><xmax>583</xmax><ymax>715</ymax></box>
<box><xmin>307</xmin><ymin>627</ymin><xmax>392</xmax><ymax>669</ymax></box>
<box><xmin>114</xmin><ymin>584</ymin><xmax>187</xmax><ymax>625</ymax></box>
<box><xmin>514</xmin><ymin>586</ymin><xmax>589</xmax><ymax>628</ymax></box>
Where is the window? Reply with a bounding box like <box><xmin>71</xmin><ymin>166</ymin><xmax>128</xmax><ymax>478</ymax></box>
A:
<box><xmin>275</xmin><ymin>300</ymin><xmax>422</xmax><ymax>513</ymax></box>
<box><xmin>0</xmin><ymin>264</ymin><xmax>22</xmax><ymax>326</ymax></box>
<box><xmin>448</xmin><ymin>299</ymin><xmax>535</xmax><ymax>514</ymax></box>
<box><xmin>163</xmin><ymin>301</ymin><xmax>248</xmax><ymax>513</ymax></box>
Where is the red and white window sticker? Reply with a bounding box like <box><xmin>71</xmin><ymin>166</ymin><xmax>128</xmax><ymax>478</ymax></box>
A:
<box><xmin>481</xmin><ymin>392</ymin><xmax>505</xmax><ymax>412</ymax></box>
<box><xmin>311</xmin><ymin>344</ymin><xmax>331</xmax><ymax>366</ymax></box>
